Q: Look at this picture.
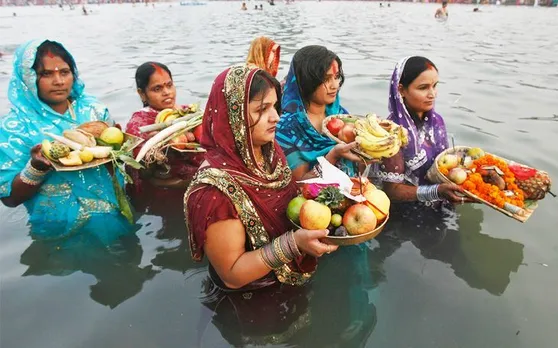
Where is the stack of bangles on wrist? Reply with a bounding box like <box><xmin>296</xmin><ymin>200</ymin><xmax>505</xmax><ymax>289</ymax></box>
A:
<box><xmin>416</xmin><ymin>184</ymin><xmax>441</xmax><ymax>202</ymax></box>
<box><xmin>20</xmin><ymin>160</ymin><xmax>50</xmax><ymax>186</ymax></box>
<box><xmin>259</xmin><ymin>231</ymin><xmax>302</xmax><ymax>269</ymax></box>
<box><xmin>311</xmin><ymin>163</ymin><xmax>322</xmax><ymax>177</ymax></box>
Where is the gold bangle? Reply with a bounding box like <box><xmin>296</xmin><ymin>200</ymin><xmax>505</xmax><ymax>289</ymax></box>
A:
<box><xmin>273</xmin><ymin>237</ymin><xmax>291</xmax><ymax>264</ymax></box>
<box><xmin>258</xmin><ymin>248</ymin><xmax>273</xmax><ymax>270</ymax></box>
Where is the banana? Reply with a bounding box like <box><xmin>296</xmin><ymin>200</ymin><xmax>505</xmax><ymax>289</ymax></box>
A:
<box><xmin>356</xmin><ymin>132</ymin><xmax>397</xmax><ymax>152</ymax></box>
<box><xmin>155</xmin><ymin>109</ymin><xmax>176</xmax><ymax>124</ymax></box>
<box><xmin>398</xmin><ymin>126</ymin><xmax>409</xmax><ymax>147</ymax></box>
<box><xmin>364</xmin><ymin>142</ymin><xmax>401</xmax><ymax>159</ymax></box>
<box><xmin>365</xmin><ymin>114</ymin><xmax>390</xmax><ymax>138</ymax></box>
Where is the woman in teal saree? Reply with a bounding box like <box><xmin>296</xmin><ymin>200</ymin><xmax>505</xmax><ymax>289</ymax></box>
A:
<box><xmin>275</xmin><ymin>45</ymin><xmax>361</xmax><ymax>180</ymax></box>
<box><xmin>0</xmin><ymin>39</ymin><xmax>133</xmax><ymax>244</ymax></box>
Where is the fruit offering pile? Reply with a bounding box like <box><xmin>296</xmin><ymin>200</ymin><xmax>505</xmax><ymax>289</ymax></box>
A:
<box><xmin>42</xmin><ymin>121</ymin><xmax>126</xmax><ymax>167</ymax></box>
<box><xmin>287</xmin><ymin>178</ymin><xmax>390</xmax><ymax>238</ymax></box>
<box><xmin>155</xmin><ymin>105</ymin><xmax>203</xmax><ymax>151</ymax></box>
<box><xmin>325</xmin><ymin>114</ymin><xmax>409</xmax><ymax>160</ymax></box>
<box><xmin>437</xmin><ymin>147</ymin><xmax>552</xmax><ymax>211</ymax></box>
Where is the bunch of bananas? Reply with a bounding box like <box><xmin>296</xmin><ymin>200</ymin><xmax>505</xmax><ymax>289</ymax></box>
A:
<box><xmin>355</xmin><ymin>114</ymin><xmax>409</xmax><ymax>159</ymax></box>
<box><xmin>155</xmin><ymin>104</ymin><xmax>199</xmax><ymax>124</ymax></box>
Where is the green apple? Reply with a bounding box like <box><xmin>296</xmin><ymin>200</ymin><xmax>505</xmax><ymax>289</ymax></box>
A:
<box><xmin>330</xmin><ymin>214</ymin><xmax>343</xmax><ymax>227</ymax></box>
<box><xmin>438</xmin><ymin>153</ymin><xmax>459</xmax><ymax>171</ymax></box>
<box><xmin>286</xmin><ymin>196</ymin><xmax>307</xmax><ymax>224</ymax></box>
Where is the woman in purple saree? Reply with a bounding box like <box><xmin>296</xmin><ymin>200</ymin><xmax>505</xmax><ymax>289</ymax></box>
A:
<box><xmin>372</xmin><ymin>56</ymin><xmax>471</xmax><ymax>205</ymax></box>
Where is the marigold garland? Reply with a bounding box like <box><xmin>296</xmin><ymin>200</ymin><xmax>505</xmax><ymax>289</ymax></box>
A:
<box><xmin>458</xmin><ymin>154</ymin><xmax>525</xmax><ymax>208</ymax></box>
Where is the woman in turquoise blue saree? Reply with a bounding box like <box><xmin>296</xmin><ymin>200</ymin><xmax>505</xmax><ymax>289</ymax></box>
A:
<box><xmin>275</xmin><ymin>45</ymin><xmax>361</xmax><ymax>180</ymax></box>
<box><xmin>0</xmin><ymin>39</ymin><xmax>133</xmax><ymax>245</ymax></box>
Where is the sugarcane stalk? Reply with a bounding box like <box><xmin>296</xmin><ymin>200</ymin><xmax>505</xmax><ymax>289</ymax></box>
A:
<box><xmin>139</xmin><ymin>111</ymin><xmax>203</xmax><ymax>133</ymax></box>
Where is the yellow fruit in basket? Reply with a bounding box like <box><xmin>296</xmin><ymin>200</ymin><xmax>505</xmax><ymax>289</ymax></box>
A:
<box><xmin>99</xmin><ymin>127</ymin><xmax>124</xmax><ymax>146</ymax></box>
<box><xmin>79</xmin><ymin>149</ymin><xmax>94</xmax><ymax>163</ymax></box>
<box><xmin>299</xmin><ymin>200</ymin><xmax>331</xmax><ymax>230</ymax></box>
<box><xmin>59</xmin><ymin>151</ymin><xmax>83</xmax><ymax>166</ymax></box>
<box><xmin>363</xmin><ymin>189</ymin><xmax>390</xmax><ymax>222</ymax></box>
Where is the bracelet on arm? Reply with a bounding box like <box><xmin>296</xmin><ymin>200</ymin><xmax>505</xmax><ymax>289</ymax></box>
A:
<box><xmin>20</xmin><ymin>160</ymin><xmax>50</xmax><ymax>186</ymax></box>
<box><xmin>311</xmin><ymin>163</ymin><xmax>322</xmax><ymax>177</ymax></box>
<box><xmin>416</xmin><ymin>184</ymin><xmax>441</xmax><ymax>202</ymax></box>
<box><xmin>258</xmin><ymin>231</ymin><xmax>302</xmax><ymax>270</ymax></box>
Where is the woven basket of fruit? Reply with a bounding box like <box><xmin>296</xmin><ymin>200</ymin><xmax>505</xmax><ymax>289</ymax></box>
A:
<box><xmin>287</xmin><ymin>177</ymin><xmax>390</xmax><ymax>246</ymax></box>
<box><xmin>427</xmin><ymin>146</ymin><xmax>552</xmax><ymax>222</ymax></box>
<box><xmin>322</xmin><ymin>114</ymin><xmax>409</xmax><ymax>162</ymax></box>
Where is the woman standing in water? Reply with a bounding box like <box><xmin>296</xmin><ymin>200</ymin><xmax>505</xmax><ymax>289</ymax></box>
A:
<box><xmin>246</xmin><ymin>36</ymin><xmax>281</xmax><ymax>78</ymax></box>
<box><xmin>372</xmin><ymin>56</ymin><xmax>471</xmax><ymax>205</ymax></box>
<box><xmin>0</xmin><ymin>40</ymin><xmax>133</xmax><ymax>244</ymax></box>
<box><xmin>276</xmin><ymin>45</ymin><xmax>361</xmax><ymax>180</ymax></box>
<box><xmin>185</xmin><ymin>65</ymin><xmax>337</xmax><ymax>290</ymax></box>
<box><xmin>186</xmin><ymin>65</ymin><xmax>338</xmax><ymax>345</ymax></box>
<box><xmin>125</xmin><ymin>62</ymin><xmax>203</xmax><ymax>191</ymax></box>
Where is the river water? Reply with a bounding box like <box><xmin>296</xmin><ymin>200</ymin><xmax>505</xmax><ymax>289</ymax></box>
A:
<box><xmin>1</xmin><ymin>2</ymin><xmax>558</xmax><ymax>347</ymax></box>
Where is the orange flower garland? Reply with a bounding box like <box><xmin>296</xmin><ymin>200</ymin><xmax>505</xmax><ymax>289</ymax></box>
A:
<box><xmin>459</xmin><ymin>154</ymin><xmax>525</xmax><ymax>208</ymax></box>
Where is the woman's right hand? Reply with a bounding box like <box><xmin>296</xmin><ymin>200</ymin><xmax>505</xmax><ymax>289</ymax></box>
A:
<box><xmin>293</xmin><ymin>229</ymin><xmax>339</xmax><ymax>257</ymax></box>
<box><xmin>30</xmin><ymin>144</ymin><xmax>52</xmax><ymax>172</ymax></box>
<box><xmin>326</xmin><ymin>142</ymin><xmax>362</xmax><ymax>164</ymax></box>
<box><xmin>437</xmin><ymin>183</ymin><xmax>475</xmax><ymax>204</ymax></box>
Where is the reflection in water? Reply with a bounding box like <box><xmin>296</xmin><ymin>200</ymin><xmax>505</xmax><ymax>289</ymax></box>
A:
<box><xmin>196</xmin><ymin>244</ymin><xmax>378</xmax><ymax>347</ymax></box>
<box><xmin>372</xmin><ymin>203</ymin><xmax>524</xmax><ymax>296</ymax></box>
<box><xmin>303</xmin><ymin>245</ymin><xmax>377</xmax><ymax>348</ymax></box>
<box><xmin>128</xmin><ymin>185</ymin><xmax>199</xmax><ymax>274</ymax></box>
<box><xmin>20</xmin><ymin>234</ymin><xmax>158</xmax><ymax>309</ymax></box>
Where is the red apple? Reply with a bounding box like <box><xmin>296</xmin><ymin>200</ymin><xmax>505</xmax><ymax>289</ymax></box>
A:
<box><xmin>193</xmin><ymin>125</ymin><xmax>203</xmax><ymax>143</ymax></box>
<box><xmin>299</xmin><ymin>200</ymin><xmax>332</xmax><ymax>230</ymax></box>
<box><xmin>326</xmin><ymin>118</ymin><xmax>345</xmax><ymax>136</ymax></box>
<box><xmin>337</xmin><ymin>123</ymin><xmax>356</xmax><ymax>143</ymax></box>
<box><xmin>342</xmin><ymin>203</ymin><xmax>377</xmax><ymax>236</ymax></box>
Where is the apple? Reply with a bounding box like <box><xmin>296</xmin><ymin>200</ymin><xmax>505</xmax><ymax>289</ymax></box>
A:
<box><xmin>467</xmin><ymin>147</ymin><xmax>485</xmax><ymax>160</ymax></box>
<box><xmin>326</xmin><ymin>118</ymin><xmax>345</xmax><ymax>136</ymax></box>
<box><xmin>448</xmin><ymin>167</ymin><xmax>468</xmax><ymax>185</ymax></box>
<box><xmin>363</xmin><ymin>188</ymin><xmax>390</xmax><ymax>222</ymax></box>
<box><xmin>330</xmin><ymin>213</ymin><xmax>342</xmax><ymax>227</ymax></box>
<box><xmin>193</xmin><ymin>125</ymin><xmax>203</xmax><ymax>143</ymax></box>
<box><xmin>299</xmin><ymin>200</ymin><xmax>332</xmax><ymax>230</ymax></box>
<box><xmin>437</xmin><ymin>153</ymin><xmax>459</xmax><ymax>171</ymax></box>
<box><xmin>337</xmin><ymin>123</ymin><xmax>356</xmax><ymax>143</ymax></box>
<box><xmin>170</xmin><ymin>134</ymin><xmax>189</xmax><ymax>150</ymax></box>
<box><xmin>287</xmin><ymin>196</ymin><xmax>307</xmax><ymax>224</ymax></box>
<box><xmin>342</xmin><ymin>203</ymin><xmax>377</xmax><ymax>236</ymax></box>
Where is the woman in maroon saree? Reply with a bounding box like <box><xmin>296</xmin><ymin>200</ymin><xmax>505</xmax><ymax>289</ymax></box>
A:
<box><xmin>185</xmin><ymin>65</ymin><xmax>339</xmax><ymax>345</ymax></box>
<box><xmin>126</xmin><ymin>62</ymin><xmax>203</xmax><ymax>192</ymax></box>
<box><xmin>125</xmin><ymin>62</ymin><xmax>203</xmax><ymax>218</ymax></box>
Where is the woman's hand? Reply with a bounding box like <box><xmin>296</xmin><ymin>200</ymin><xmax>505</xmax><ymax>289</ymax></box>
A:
<box><xmin>30</xmin><ymin>144</ymin><xmax>52</xmax><ymax>172</ymax></box>
<box><xmin>438</xmin><ymin>183</ymin><xmax>475</xmax><ymax>204</ymax></box>
<box><xmin>293</xmin><ymin>229</ymin><xmax>339</xmax><ymax>257</ymax></box>
<box><xmin>326</xmin><ymin>142</ymin><xmax>362</xmax><ymax>164</ymax></box>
